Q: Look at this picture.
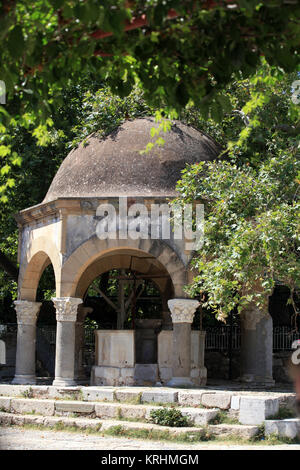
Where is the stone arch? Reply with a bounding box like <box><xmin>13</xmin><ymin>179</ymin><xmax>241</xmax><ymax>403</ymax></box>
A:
<box><xmin>75</xmin><ymin>252</ymin><xmax>170</xmax><ymax>299</ymax></box>
<box><xmin>60</xmin><ymin>236</ymin><xmax>188</xmax><ymax>298</ymax></box>
<box><xmin>18</xmin><ymin>237</ymin><xmax>61</xmax><ymax>301</ymax></box>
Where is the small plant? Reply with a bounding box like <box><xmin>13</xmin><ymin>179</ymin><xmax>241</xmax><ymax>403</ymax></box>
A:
<box><xmin>149</xmin><ymin>408</ymin><xmax>191</xmax><ymax>427</ymax></box>
<box><xmin>21</xmin><ymin>387</ymin><xmax>34</xmax><ymax>399</ymax></box>
<box><xmin>251</xmin><ymin>423</ymin><xmax>265</xmax><ymax>442</ymax></box>
<box><xmin>209</xmin><ymin>410</ymin><xmax>240</xmax><ymax>425</ymax></box>
<box><xmin>268</xmin><ymin>407</ymin><xmax>295</xmax><ymax>420</ymax></box>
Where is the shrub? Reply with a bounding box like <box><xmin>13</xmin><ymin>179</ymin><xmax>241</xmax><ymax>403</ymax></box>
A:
<box><xmin>149</xmin><ymin>408</ymin><xmax>191</xmax><ymax>427</ymax></box>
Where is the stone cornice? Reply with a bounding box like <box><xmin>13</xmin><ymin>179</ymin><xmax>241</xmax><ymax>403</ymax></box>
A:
<box><xmin>14</xmin><ymin>196</ymin><xmax>175</xmax><ymax>226</ymax></box>
<box><xmin>168</xmin><ymin>299</ymin><xmax>199</xmax><ymax>324</ymax></box>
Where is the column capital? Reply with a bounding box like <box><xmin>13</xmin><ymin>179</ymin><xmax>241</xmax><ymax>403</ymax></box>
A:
<box><xmin>52</xmin><ymin>297</ymin><xmax>82</xmax><ymax>322</ymax></box>
<box><xmin>168</xmin><ymin>298</ymin><xmax>199</xmax><ymax>324</ymax></box>
<box><xmin>14</xmin><ymin>300</ymin><xmax>41</xmax><ymax>325</ymax></box>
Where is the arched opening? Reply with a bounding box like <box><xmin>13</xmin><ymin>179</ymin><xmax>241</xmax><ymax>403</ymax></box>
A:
<box><xmin>72</xmin><ymin>248</ymin><xmax>176</xmax><ymax>386</ymax></box>
<box><xmin>17</xmin><ymin>252</ymin><xmax>58</xmax><ymax>381</ymax></box>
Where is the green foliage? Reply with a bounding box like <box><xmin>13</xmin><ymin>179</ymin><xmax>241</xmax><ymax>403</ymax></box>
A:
<box><xmin>174</xmin><ymin>68</ymin><xmax>300</xmax><ymax>321</ymax></box>
<box><xmin>149</xmin><ymin>407</ymin><xmax>191</xmax><ymax>427</ymax></box>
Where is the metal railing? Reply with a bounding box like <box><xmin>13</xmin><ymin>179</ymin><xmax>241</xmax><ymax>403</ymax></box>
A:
<box><xmin>0</xmin><ymin>323</ymin><xmax>299</xmax><ymax>351</ymax></box>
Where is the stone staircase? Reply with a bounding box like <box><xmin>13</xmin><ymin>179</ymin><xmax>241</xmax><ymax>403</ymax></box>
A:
<box><xmin>0</xmin><ymin>384</ymin><xmax>298</xmax><ymax>442</ymax></box>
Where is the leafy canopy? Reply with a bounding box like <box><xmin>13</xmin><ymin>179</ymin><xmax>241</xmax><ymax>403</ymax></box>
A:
<box><xmin>173</xmin><ymin>67</ymin><xmax>300</xmax><ymax>321</ymax></box>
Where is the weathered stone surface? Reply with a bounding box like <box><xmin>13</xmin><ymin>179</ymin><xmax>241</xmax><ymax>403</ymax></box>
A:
<box><xmin>43</xmin><ymin>416</ymin><xmax>77</xmax><ymax>428</ymax></box>
<box><xmin>239</xmin><ymin>397</ymin><xmax>279</xmax><ymax>425</ymax></box>
<box><xmin>180</xmin><ymin>408</ymin><xmax>219</xmax><ymax>426</ymax></box>
<box><xmin>81</xmin><ymin>387</ymin><xmax>115</xmax><ymax>402</ymax></box>
<box><xmin>0</xmin><ymin>397</ymin><xmax>11</xmax><ymax>411</ymax></box>
<box><xmin>201</xmin><ymin>393</ymin><xmax>232</xmax><ymax>410</ymax></box>
<box><xmin>134</xmin><ymin>364</ymin><xmax>158</xmax><ymax>385</ymax></box>
<box><xmin>94</xmin><ymin>403</ymin><xmax>119</xmax><ymax>419</ymax></box>
<box><xmin>120</xmin><ymin>405</ymin><xmax>146</xmax><ymax>420</ymax></box>
<box><xmin>115</xmin><ymin>389</ymin><xmax>141</xmax><ymax>403</ymax></box>
<box><xmin>209</xmin><ymin>423</ymin><xmax>259</xmax><ymax>439</ymax></box>
<box><xmin>0</xmin><ymin>411</ymin><xmax>12</xmax><ymax>425</ymax></box>
<box><xmin>158</xmin><ymin>367</ymin><xmax>172</xmax><ymax>383</ymax></box>
<box><xmin>91</xmin><ymin>366</ymin><xmax>135</xmax><ymax>387</ymax></box>
<box><xmin>230</xmin><ymin>395</ymin><xmax>241</xmax><ymax>410</ymax></box>
<box><xmin>265</xmin><ymin>419</ymin><xmax>300</xmax><ymax>439</ymax></box>
<box><xmin>55</xmin><ymin>401</ymin><xmax>95</xmax><ymax>415</ymax></box>
<box><xmin>48</xmin><ymin>386</ymin><xmax>81</xmax><ymax>399</ymax></box>
<box><xmin>95</xmin><ymin>330</ymin><xmax>135</xmax><ymax>367</ymax></box>
<box><xmin>44</xmin><ymin>117</ymin><xmax>220</xmax><ymax>203</ymax></box>
<box><xmin>23</xmin><ymin>415</ymin><xmax>46</xmax><ymax>426</ymax></box>
<box><xmin>11</xmin><ymin>398</ymin><xmax>55</xmax><ymax>416</ymax></box>
<box><xmin>141</xmin><ymin>390</ymin><xmax>178</xmax><ymax>404</ymax></box>
<box><xmin>0</xmin><ymin>385</ymin><xmax>28</xmax><ymax>397</ymax></box>
<box><xmin>178</xmin><ymin>391</ymin><xmax>205</xmax><ymax>406</ymax></box>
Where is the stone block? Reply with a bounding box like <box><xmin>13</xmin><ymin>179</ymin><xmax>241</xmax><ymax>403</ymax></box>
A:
<box><xmin>55</xmin><ymin>401</ymin><xmax>95</xmax><ymax>414</ymax></box>
<box><xmin>265</xmin><ymin>419</ymin><xmax>300</xmax><ymax>439</ymax></box>
<box><xmin>180</xmin><ymin>407</ymin><xmax>219</xmax><ymax>426</ymax></box>
<box><xmin>0</xmin><ymin>385</ymin><xmax>28</xmax><ymax>397</ymax></box>
<box><xmin>158</xmin><ymin>367</ymin><xmax>172</xmax><ymax>384</ymax></box>
<box><xmin>230</xmin><ymin>395</ymin><xmax>241</xmax><ymax>410</ymax></box>
<box><xmin>95</xmin><ymin>403</ymin><xmax>119</xmax><ymax>419</ymax></box>
<box><xmin>11</xmin><ymin>398</ymin><xmax>55</xmax><ymax>416</ymax></box>
<box><xmin>0</xmin><ymin>397</ymin><xmax>11</xmax><ymax>412</ymax></box>
<box><xmin>119</xmin><ymin>368</ymin><xmax>135</xmax><ymax>386</ymax></box>
<box><xmin>239</xmin><ymin>396</ymin><xmax>279</xmax><ymax>425</ymax></box>
<box><xmin>120</xmin><ymin>404</ymin><xmax>146</xmax><ymax>420</ymax></box>
<box><xmin>201</xmin><ymin>393</ymin><xmax>232</xmax><ymax>410</ymax></box>
<box><xmin>48</xmin><ymin>386</ymin><xmax>81</xmax><ymax>399</ymax></box>
<box><xmin>91</xmin><ymin>366</ymin><xmax>120</xmax><ymax>386</ymax></box>
<box><xmin>178</xmin><ymin>391</ymin><xmax>204</xmax><ymax>406</ymax></box>
<box><xmin>81</xmin><ymin>387</ymin><xmax>115</xmax><ymax>402</ymax></box>
<box><xmin>115</xmin><ymin>389</ymin><xmax>141</xmax><ymax>403</ymax></box>
<box><xmin>141</xmin><ymin>390</ymin><xmax>178</xmax><ymax>404</ymax></box>
<box><xmin>0</xmin><ymin>411</ymin><xmax>12</xmax><ymax>425</ymax></box>
<box><xmin>209</xmin><ymin>423</ymin><xmax>259</xmax><ymax>439</ymax></box>
<box><xmin>134</xmin><ymin>364</ymin><xmax>158</xmax><ymax>385</ymax></box>
<box><xmin>95</xmin><ymin>330</ymin><xmax>135</xmax><ymax>367</ymax></box>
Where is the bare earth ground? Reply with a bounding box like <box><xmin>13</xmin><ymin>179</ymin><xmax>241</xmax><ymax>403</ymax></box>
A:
<box><xmin>0</xmin><ymin>427</ymin><xmax>300</xmax><ymax>450</ymax></box>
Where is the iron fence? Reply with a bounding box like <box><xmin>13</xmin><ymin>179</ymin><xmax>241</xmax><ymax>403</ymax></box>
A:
<box><xmin>0</xmin><ymin>323</ymin><xmax>299</xmax><ymax>351</ymax></box>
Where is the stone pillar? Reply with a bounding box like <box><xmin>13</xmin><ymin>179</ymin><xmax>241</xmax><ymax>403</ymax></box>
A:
<box><xmin>167</xmin><ymin>298</ymin><xmax>199</xmax><ymax>388</ymax></box>
<box><xmin>75</xmin><ymin>306</ymin><xmax>92</xmax><ymax>384</ymax></box>
<box><xmin>12</xmin><ymin>300</ymin><xmax>41</xmax><ymax>385</ymax></box>
<box><xmin>240</xmin><ymin>304</ymin><xmax>274</xmax><ymax>387</ymax></box>
<box><xmin>52</xmin><ymin>297</ymin><xmax>82</xmax><ymax>387</ymax></box>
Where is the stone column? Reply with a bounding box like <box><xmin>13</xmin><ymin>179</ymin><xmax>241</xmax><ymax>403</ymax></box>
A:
<box><xmin>240</xmin><ymin>303</ymin><xmax>274</xmax><ymax>387</ymax></box>
<box><xmin>75</xmin><ymin>306</ymin><xmax>93</xmax><ymax>384</ymax></box>
<box><xmin>12</xmin><ymin>300</ymin><xmax>41</xmax><ymax>385</ymax></box>
<box><xmin>52</xmin><ymin>297</ymin><xmax>82</xmax><ymax>387</ymax></box>
<box><xmin>167</xmin><ymin>298</ymin><xmax>199</xmax><ymax>388</ymax></box>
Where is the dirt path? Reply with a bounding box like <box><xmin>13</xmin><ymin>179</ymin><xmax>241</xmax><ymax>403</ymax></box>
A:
<box><xmin>0</xmin><ymin>426</ymin><xmax>300</xmax><ymax>451</ymax></box>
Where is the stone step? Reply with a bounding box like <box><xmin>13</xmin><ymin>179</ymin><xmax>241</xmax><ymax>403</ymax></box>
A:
<box><xmin>0</xmin><ymin>411</ymin><xmax>259</xmax><ymax>440</ymax></box>
<box><xmin>265</xmin><ymin>418</ymin><xmax>300</xmax><ymax>440</ymax></box>
<box><xmin>0</xmin><ymin>397</ymin><xmax>219</xmax><ymax>426</ymax></box>
<box><xmin>0</xmin><ymin>384</ymin><xmax>295</xmax><ymax>426</ymax></box>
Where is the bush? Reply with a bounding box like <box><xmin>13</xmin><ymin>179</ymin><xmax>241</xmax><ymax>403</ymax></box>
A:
<box><xmin>149</xmin><ymin>408</ymin><xmax>191</xmax><ymax>427</ymax></box>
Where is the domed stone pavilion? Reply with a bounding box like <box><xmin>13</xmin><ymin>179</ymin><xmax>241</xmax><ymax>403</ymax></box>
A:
<box><xmin>12</xmin><ymin>117</ymin><xmax>274</xmax><ymax>388</ymax></box>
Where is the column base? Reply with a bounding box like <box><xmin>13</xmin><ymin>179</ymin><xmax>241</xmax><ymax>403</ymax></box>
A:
<box><xmin>52</xmin><ymin>378</ymin><xmax>77</xmax><ymax>387</ymax></box>
<box><xmin>239</xmin><ymin>374</ymin><xmax>275</xmax><ymax>388</ymax></box>
<box><xmin>12</xmin><ymin>374</ymin><xmax>36</xmax><ymax>385</ymax></box>
<box><xmin>167</xmin><ymin>377</ymin><xmax>194</xmax><ymax>388</ymax></box>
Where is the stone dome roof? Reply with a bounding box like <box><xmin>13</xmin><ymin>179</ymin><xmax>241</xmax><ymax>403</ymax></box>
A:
<box><xmin>43</xmin><ymin>117</ymin><xmax>221</xmax><ymax>203</ymax></box>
